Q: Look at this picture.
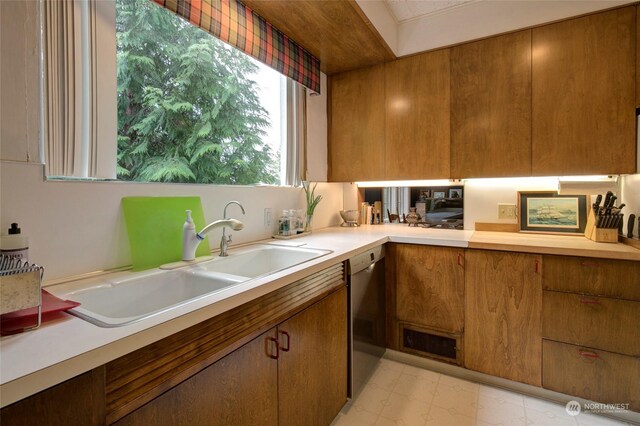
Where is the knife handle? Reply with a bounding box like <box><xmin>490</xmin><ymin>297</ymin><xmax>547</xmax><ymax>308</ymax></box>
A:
<box><xmin>628</xmin><ymin>214</ymin><xmax>636</xmax><ymax>238</ymax></box>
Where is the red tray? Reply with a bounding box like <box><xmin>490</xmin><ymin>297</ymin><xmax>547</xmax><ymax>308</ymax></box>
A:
<box><xmin>1</xmin><ymin>290</ymin><xmax>80</xmax><ymax>336</ymax></box>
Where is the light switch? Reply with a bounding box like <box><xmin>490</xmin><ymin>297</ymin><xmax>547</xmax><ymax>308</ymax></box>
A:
<box><xmin>264</xmin><ymin>208</ymin><xmax>273</xmax><ymax>229</ymax></box>
<box><xmin>498</xmin><ymin>204</ymin><xmax>517</xmax><ymax>219</ymax></box>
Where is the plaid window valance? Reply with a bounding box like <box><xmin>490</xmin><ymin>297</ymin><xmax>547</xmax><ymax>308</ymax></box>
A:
<box><xmin>152</xmin><ymin>0</ymin><xmax>321</xmax><ymax>93</ymax></box>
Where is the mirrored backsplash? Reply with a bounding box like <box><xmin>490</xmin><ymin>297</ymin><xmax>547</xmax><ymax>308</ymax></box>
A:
<box><xmin>361</xmin><ymin>185</ymin><xmax>464</xmax><ymax>229</ymax></box>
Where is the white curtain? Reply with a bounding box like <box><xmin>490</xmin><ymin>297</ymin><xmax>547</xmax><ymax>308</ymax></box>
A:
<box><xmin>383</xmin><ymin>187</ymin><xmax>410</xmax><ymax>222</ymax></box>
<box><xmin>42</xmin><ymin>0</ymin><xmax>116</xmax><ymax>179</ymax></box>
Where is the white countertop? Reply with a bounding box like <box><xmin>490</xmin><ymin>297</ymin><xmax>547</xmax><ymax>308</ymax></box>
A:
<box><xmin>1</xmin><ymin>224</ymin><xmax>638</xmax><ymax>407</ymax></box>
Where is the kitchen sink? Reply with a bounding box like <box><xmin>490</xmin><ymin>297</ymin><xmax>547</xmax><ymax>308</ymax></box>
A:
<box><xmin>64</xmin><ymin>269</ymin><xmax>246</xmax><ymax>327</ymax></box>
<box><xmin>55</xmin><ymin>244</ymin><xmax>331</xmax><ymax>327</ymax></box>
<box><xmin>188</xmin><ymin>244</ymin><xmax>332</xmax><ymax>278</ymax></box>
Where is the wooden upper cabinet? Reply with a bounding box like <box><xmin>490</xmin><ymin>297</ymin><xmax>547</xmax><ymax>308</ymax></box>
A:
<box><xmin>532</xmin><ymin>6</ymin><xmax>636</xmax><ymax>176</ymax></box>
<box><xmin>464</xmin><ymin>250</ymin><xmax>542</xmax><ymax>386</ymax></box>
<box><xmin>451</xmin><ymin>30</ymin><xmax>532</xmax><ymax>178</ymax></box>
<box><xmin>637</xmin><ymin>5</ymin><xmax>640</xmax><ymax>107</ymax></box>
<box><xmin>385</xmin><ymin>50</ymin><xmax>450</xmax><ymax>179</ymax></box>
<box><xmin>329</xmin><ymin>64</ymin><xmax>385</xmax><ymax>182</ymax></box>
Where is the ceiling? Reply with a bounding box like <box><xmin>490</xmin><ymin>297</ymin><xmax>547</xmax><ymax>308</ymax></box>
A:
<box><xmin>241</xmin><ymin>0</ymin><xmax>395</xmax><ymax>75</ymax></box>
<box><xmin>360</xmin><ymin>0</ymin><xmax>636</xmax><ymax>56</ymax></box>
<box><xmin>385</xmin><ymin>0</ymin><xmax>475</xmax><ymax>23</ymax></box>
<box><xmin>241</xmin><ymin>0</ymin><xmax>636</xmax><ymax>76</ymax></box>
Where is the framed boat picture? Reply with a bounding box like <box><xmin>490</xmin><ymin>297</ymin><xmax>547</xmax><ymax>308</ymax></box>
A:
<box><xmin>518</xmin><ymin>191</ymin><xmax>587</xmax><ymax>235</ymax></box>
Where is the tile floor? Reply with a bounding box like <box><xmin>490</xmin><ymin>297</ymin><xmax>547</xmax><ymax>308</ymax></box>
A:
<box><xmin>332</xmin><ymin>359</ymin><xmax>632</xmax><ymax>426</ymax></box>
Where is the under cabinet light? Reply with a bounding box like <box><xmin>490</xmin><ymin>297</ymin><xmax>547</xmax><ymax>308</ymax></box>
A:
<box><xmin>355</xmin><ymin>179</ymin><xmax>456</xmax><ymax>188</ymax></box>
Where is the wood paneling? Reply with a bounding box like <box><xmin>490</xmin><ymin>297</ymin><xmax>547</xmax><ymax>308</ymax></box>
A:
<box><xmin>637</xmin><ymin>5</ymin><xmax>640</xmax><ymax>107</ymax></box>
<box><xmin>385</xmin><ymin>50</ymin><xmax>450</xmax><ymax>179</ymax></box>
<box><xmin>115</xmin><ymin>329</ymin><xmax>278</xmax><ymax>426</ymax></box>
<box><xmin>106</xmin><ymin>264</ymin><xmax>344</xmax><ymax>423</ymax></box>
<box><xmin>451</xmin><ymin>30</ymin><xmax>532</xmax><ymax>178</ymax></box>
<box><xmin>0</xmin><ymin>368</ymin><xmax>106</xmax><ymax>426</ymax></box>
<box><xmin>542</xmin><ymin>255</ymin><xmax>640</xmax><ymax>301</ymax></box>
<box><xmin>329</xmin><ymin>64</ymin><xmax>385</xmax><ymax>182</ymax></box>
<box><xmin>385</xmin><ymin>243</ymin><xmax>399</xmax><ymax>349</ymax></box>
<box><xmin>393</xmin><ymin>244</ymin><xmax>464</xmax><ymax>333</ymax></box>
<box><xmin>474</xmin><ymin>223</ymin><xmax>519</xmax><ymax>232</ymax></box>
<box><xmin>241</xmin><ymin>0</ymin><xmax>395</xmax><ymax>75</ymax></box>
<box><xmin>543</xmin><ymin>340</ymin><xmax>640</xmax><ymax>412</ymax></box>
<box><xmin>532</xmin><ymin>7</ymin><xmax>636</xmax><ymax>175</ymax></box>
<box><xmin>464</xmin><ymin>250</ymin><xmax>542</xmax><ymax>386</ymax></box>
<box><xmin>543</xmin><ymin>291</ymin><xmax>640</xmax><ymax>356</ymax></box>
<box><xmin>278</xmin><ymin>287</ymin><xmax>348</xmax><ymax>426</ymax></box>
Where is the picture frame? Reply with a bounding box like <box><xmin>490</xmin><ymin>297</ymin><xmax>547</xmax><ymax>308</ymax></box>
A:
<box><xmin>518</xmin><ymin>191</ymin><xmax>587</xmax><ymax>235</ymax></box>
<box><xmin>433</xmin><ymin>191</ymin><xmax>446</xmax><ymax>198</ymax></box>
<box><xmin>449</xmin><ymin>188</ymin><xmax>463</xmax><ymax>199</ymax></box>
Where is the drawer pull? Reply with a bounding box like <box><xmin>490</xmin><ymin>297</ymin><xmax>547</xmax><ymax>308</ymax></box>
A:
<box><xmin>266</xmin><ymin>336</ymin><xmax>279</xmax><ymax>359</ymax></box>
<box><xmin>580</xmin><ymin>261</ymin><xmax>600</xmax><ymax>268</ymax></box>
<box><xmin>279</xmin><ymin>330</ymin><xmax>291</xmax><ymax>352</ymax></box>
<box><xmin>579</xmin><ymin>297</ymin><xmax>601</xmax><ymax>305</ymax></box>
<box><xmin>579</xmin><ymin>350</ymin><xmax>600</xmax><ymax>360</ymax></box>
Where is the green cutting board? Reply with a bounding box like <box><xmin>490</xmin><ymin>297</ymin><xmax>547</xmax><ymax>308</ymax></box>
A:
<box><xmin>122</xmin><ymin>196</ymin><xmax>210</xmax><ymax>271</ymax></box>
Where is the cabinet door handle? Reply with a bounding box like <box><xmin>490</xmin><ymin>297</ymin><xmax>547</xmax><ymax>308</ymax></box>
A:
<box><xmin>579</xmin><ymin>297</ymin><xmax>601</xmax><ymax>305</ymax></box>
<box><xmin>457</xmin><ymin>253</ymin><xmax>463</xmax><ymax>267</ymax></box>
<box><xmin>279</xmin><ymin>330</ymin><xmax>291</xmax><ymax>352</ymax></box>
<box><xmin>579</xmin><ymin>350</ymin><xmax>600</xmax><ymax>360</ymax></box>
<box><xmin>580</xmin><ymin>261</ymin><xmax>600</xmax><ymax>269</ymax></box>
<box><xmin>535</xmin><ymin>259</ymin><xmax>539</xmax><ymax>274</ymax></box>
<box><xmin>266</xmin><ymin>336</ymin><xmax>279</xmax><ymax>360</ymax></box>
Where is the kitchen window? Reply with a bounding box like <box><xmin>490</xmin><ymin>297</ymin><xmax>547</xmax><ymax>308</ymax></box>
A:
<box><xmin>42</xmin><ymin>0</ymin><xmax>303</xmax><ymax>186</ymax></box>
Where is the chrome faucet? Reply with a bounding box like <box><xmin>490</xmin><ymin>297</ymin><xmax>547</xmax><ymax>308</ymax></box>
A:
<box><xmin>220</xmin><ymin>201</ymin><xmax>246</xmax><ymax>257</ymax></box>
<box><xmin>182</xmin><ymin>209</ymin><xmax>244</xmax><ymax>261</ymax></box>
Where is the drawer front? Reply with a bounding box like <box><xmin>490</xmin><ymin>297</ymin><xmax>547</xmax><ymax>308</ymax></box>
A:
<box><xmin>543</xmin><ymin>340</ymin><xmax>640</xmax><ymax>412</ymax></box>
<box><xmin>543</xmin><ymin>291</ymin><xmax>640</xmax><ymax>356</ymax></box>
<box><xmin>542</xmin><ymin>255</ymin><xmax>640</xmax><ymax>301</ymax></box>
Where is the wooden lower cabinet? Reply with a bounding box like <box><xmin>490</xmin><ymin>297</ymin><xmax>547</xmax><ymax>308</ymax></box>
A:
<box><xmin>278</xmin><ymin>287</ymin><xmax>348</xmax><ymax>426</ymax></box>
<box><xmin>117</xmin><ymin>288</ymin><xmax>348</xmax><ymax>426</ymax></box>
<box><xmin>386</xmin><ymin>244</ymin><xmax>465</xmax><ymax>364</ymax></box>
<box><xmin>543</xmin><ymin>340</ymin><xmax>640</xmax><ymax>412</ymax></box>
<box><xmin>115</xmin><ymin>329</ymin><xmax>278</xmax><ymax>426</ymax></box>
<box><xmin>542</xmin><ymin>291</ymin><xmax>640</xmax><ymax>356</ymax></box>
<box><xmin>392</xmin><ymin>244</ymin><xmax>465</xmax><ymax>333</ymax></box>
<box><xmin>0</xmin><ymin>368</ymin><xmax>106</xmax><ymax>426</ymax></box>
<box><xmin>464</xmin><ymin>250</ymin><xmax>542</xmax><ymax>386</ymax></box>
<box><xmin>542</xmin><ymin>255</ymin><xmax>640</xmax><ymax>301</ymax></box>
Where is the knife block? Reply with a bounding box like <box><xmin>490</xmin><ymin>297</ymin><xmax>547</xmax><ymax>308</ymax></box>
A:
<box><xmin>584</xmin><ymin>208</ymin><xmax>618</xmax><ymax>243</ymax></box>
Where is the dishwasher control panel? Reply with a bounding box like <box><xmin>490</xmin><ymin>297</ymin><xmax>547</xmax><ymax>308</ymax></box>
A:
<box><xmin>348</xmin><ymin>245</ymin><xmax>385</xmax><ymax>275</ymax></box>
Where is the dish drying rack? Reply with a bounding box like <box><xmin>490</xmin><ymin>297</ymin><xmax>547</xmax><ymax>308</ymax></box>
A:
<box><xmin>0</xmin><ymin>255</ymin><xmax>44</xmax><ymax>332</ymax></box>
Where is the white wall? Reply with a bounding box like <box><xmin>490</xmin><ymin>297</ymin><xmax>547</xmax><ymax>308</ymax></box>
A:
<box><xmin>346</xmin><ymin>176</ymin><xmax>639</xmax><ymax>232</ymax></box>
<box><xmin>463</xmin><ymin>177</ymin><xmax>560</xmax><ymax>229</ymax></box>
<box><xmin>0</xmin><ymin>3</ymin><xmax>342</xmax><ymax>281</ymax></box>
<box><xmin>0</xmin><ymin>0</ymin><xmax>40</xmax><ymax>163</ymax></box>
<box><xmin>1</xmin><ymin>162</ymin><xmax>343</xmax><ymax>281</ymax></box>
<box><xmin>305</xmin><ymin>73</ymin><xmax>328</xmax><ymax>181</ymax></box>
<box><xmin>621</xmin><ymin>174</ymin><xmax>640</xmax><ymax>238</ymax></box>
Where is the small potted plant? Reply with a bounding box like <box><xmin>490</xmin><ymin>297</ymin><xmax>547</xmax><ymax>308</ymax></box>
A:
<box><xmin>303</xmin><ymin>181</ymin><xmax>322</xmax><ymax>233</ymax></box>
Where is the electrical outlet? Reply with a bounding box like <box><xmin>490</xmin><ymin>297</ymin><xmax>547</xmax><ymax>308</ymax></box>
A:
<box><xmin>264</xmin><ymin>208</ymin><xmax>273</xmax><ymax>229</ymax></box>
<box><xmin>498</xmin><ymin>203</ymin><xmax>517</xmax><ymax>219</ymax></box>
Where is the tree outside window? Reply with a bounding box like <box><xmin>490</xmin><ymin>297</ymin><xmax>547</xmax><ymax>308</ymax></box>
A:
<box><xmin>116</xmin><ymin>0</ymin><xmax>281</xmax><ymax>185</ymax></box>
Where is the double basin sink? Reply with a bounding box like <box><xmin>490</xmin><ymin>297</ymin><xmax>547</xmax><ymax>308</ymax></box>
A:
<box><xmin>52</xmin><ymin>244</ymin><xmax>331</xmax><ymax>327</ymax></box>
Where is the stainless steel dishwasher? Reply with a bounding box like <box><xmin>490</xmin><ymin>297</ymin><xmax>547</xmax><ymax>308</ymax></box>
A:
<box><xmin>348</xmin><ymin>245</ymin><xmax>386</xmax><ymax>399</ymax></box>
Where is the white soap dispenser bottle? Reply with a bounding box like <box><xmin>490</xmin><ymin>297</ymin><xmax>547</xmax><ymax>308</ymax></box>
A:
<box><xmin>182</xmin><ymin>210</ymin><xmax>197</xmax><ymax>261</ymax></box>
<box><xmin>1</xmin><ymin>223</ymin><xmax>29</xmax><ymax>262</ymax></box>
